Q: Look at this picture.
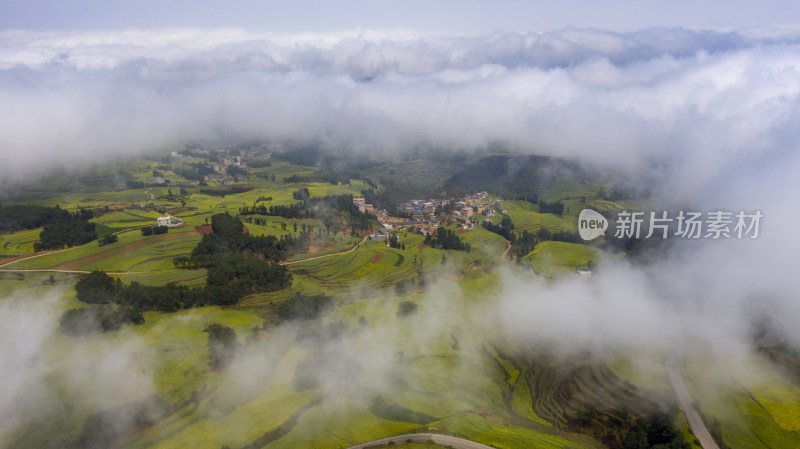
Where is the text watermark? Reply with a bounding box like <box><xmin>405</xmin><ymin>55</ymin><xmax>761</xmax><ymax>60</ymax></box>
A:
<box><xmin>578</xmin><ymin>209</ymin><xmax>762</xmax><ymax>241</ymax></box>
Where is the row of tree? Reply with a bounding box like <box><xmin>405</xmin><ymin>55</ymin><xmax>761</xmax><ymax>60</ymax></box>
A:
<box><xmin>59</xmin><ymin>306</ymin><xmax>144</xmax><ymax>336</ymax></box>
<box><xmin>0</xmin><ymin>204</ymin><xmax>75</xmax><ymax>232</ymax></box>
<box><xmin>97</xmin><ymin>234</ymin><xmax>118</xmax><ymax>246</ymax></box>
<box><xmin>424</xmin><ymin>227</ymin><xmax>471</xmax><ymax>252</ymax></box>
<box><xmin>538</xmin><ymin>199</ymin><xmax>565</xmax><ymax>215</ymax></box>
<box><xmin>240</xmin><ymin>192</ymin><xmax>375</xmax><ymax>232</ymax></box>
<box><xmin>141</xmin><ymin>225</ymin><xmax>168</xmax><ymax>236</ymax></box>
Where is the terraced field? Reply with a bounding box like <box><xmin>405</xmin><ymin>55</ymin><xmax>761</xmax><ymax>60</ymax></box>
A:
<box><xmin>683</xmin><ymin>354</ymin><xmax>800</xmax><ymax>449</ymax></box>
<box><xmin>5</xmin><ymin>155</ymin><xmax>791</xmax><ymax>449</ymax></box>
<box><xmin>499</xmin><ymin>200</ymin><xmax>576</xmax><ymax>233</ymax></box>
<box><xmin>289</xmin><ymin>240</ymin><xmax>422</xmax><ymax>291</ymax></box>
<box><xmin>0</xmin><ymin>227</ymin><xmax>41</xmax><ymax>257</ymax></box>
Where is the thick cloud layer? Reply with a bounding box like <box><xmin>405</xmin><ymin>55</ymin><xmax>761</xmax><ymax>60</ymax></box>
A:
<box><xmin>1</xmin><ymin>27</ymin><xmax>800</xmax><ymax>201</ymax></box>
<box><xmin>1</xmin><ymin>26</ymin><xmax>800</xmax><ymax>444</ymax></box>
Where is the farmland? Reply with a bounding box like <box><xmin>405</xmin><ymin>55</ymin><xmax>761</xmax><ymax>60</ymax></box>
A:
<box><xmin>0</xmin><ymin>150</ymin><xmax>797</xmax><ymax>449</ymax></box>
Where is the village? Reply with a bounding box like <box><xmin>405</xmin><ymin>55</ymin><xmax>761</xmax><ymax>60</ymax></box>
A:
<box><xmin>353</xmin><ymin>191</ymin><xmax>506</xmax><ymax>243</ymax></box>
<box><xmin>145</xmin><ymin>148</ymin><xmax>513</xmax><ymax>249</ymax></box>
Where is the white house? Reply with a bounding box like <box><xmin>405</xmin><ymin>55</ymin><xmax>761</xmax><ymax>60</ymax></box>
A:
<box><xmin>157</xmin><ymin>216</ymin><xmax>171</xmax><ymax>227</ymax></box>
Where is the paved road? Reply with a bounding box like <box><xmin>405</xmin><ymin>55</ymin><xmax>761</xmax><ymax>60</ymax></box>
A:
<box><xmin>666</xmin><ymin>353</ymin><xmax>720</xmax><ymax>449</ymax></box>
<box><xmin>347</xmin><ymin>433</ymin><xmax>494</xmax><ymax>449</ymax></box>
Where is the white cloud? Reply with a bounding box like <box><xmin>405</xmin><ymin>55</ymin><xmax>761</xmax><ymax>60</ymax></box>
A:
<box><xmin>1</xmin><ymin>27</ymin><xmax>798</xmax><ymax>203</ymax></box>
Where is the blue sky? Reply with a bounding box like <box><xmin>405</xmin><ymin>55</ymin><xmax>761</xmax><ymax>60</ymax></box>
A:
<box><xmin>1</xmin><ymin>0</ymin><xmax>798</xmax><ymax>33</ymax></box>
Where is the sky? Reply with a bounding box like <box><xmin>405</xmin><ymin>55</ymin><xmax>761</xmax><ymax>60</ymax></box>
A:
<box><xmin>1</xmin><ymin>0</ymin><xmax>799</xmax><ymax>34</ymax></box>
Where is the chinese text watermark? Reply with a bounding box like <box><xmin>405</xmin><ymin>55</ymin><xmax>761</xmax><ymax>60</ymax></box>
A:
<box><xmin>578</xmin><ymin>209</ymin><xmax>762</xmax><ymax>241</ymax></box>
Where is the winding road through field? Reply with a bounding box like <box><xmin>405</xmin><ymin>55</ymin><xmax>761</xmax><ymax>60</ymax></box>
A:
<box><xmin>501</xmin><ymin>239</ymin><xmax>511</xmax><ymax>261</ymax></box>
<box><xmin>666</xmin><ymin>353</ymin><xmax>721</xmax><ymax>449</ymax></box>
<box><xmin>346</xmin><ymin>433</ymin><xmax>494</xmax><ymax>449</ymax></box>
<box><xmin>0</xmin><ymin>234</ymin><xmax>371</xmax><ymax>274</ymax></box>
<box><xmin>280</xmin><ymin>235</ymin><xmax>370</xmax><ymax>266</ymax></box>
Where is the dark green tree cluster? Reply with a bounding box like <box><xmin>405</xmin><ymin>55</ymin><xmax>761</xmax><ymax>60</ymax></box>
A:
<box><xmin>482</xmin><ymin>215</ymin><xmax>581</xmax><ymax>259</ymax></box>
<box><xmin>34</xmin><ymin>209</ymin><xmax>96</xmax><ymax>251</ymax></box>
<box><xmin>396</xmin><ymin>300</ymin><xmax>418</xmax><ymax>317</ymax></box>
<box><xmin>277</xmin><ymin>293</ymin><xmax>333</xmax><ymax>321</ymax></box>
<box><xmin>227</xmin><ymin>165</ymin><xmax>247</xmax><ymax>177</ymax></box>
<box><xmin>141</xmin><ymin>225</ymin><xmax>168</xmax><ymax>236</ymax></box>
<box><xmin>538</xmin><ymin>199</ymin><xmax>565</xmax><ymax>215</ymax></box>
<box><xmin>189</xmin><ymin>213</ymin><xmax>301</xmax><ymax>262</ymax></box>
<box><xmin>292</xmin><ymin>187</ymin><xmax>311</xmax><ymax>201</ymax></box>
<box><xmin>173</xmin><ymin>162</ymin><xmax>213</xmax><ymax>181</ymax></box>
<box><xmin>76</xmin><ymin>266</ymin><xmax>291</xmax><ymax>314</ymax></box>
<box><xmin>507</xmin><ymin>229</ymin><xmax>581</xmax><ymax>259</ymax></box>
<box><xmin>198</xmin><ymin>186</ymin><xmax>251</xmax><ymax>197</ymax></box>
<box><xmin>59</xmin><ymin>306</ymin><xmax>144</xmax><ymax>336</ymax></box>
<box><xmin>240</xmin><ymin>203</ymin><xmax>310</xmax><ymax>218</ymax></box>
<box><xmin>78</xmin><ymin>396</ymin><xmax>171</xmax><ymax>449</ymax></box>
<box><xmin>241</xmin><ymin>193</ymin><xmax>375</xmax><ymax>232</ymax></box>
<box><xmin>75</xmin><ymin>270</ymin><xmax>123</xmax><ymax>303</ymax></box>
<box><xmin>621</xmin><ymin>411</ymin><xmax>689</xmax><ymax>449</ymax></box>
<box><xmin>482</xmin><ymin>215</ymin><xmax>514</xmax><ymax>240</ymax></box>
<box><xmin>205</xmin><ymin>254</ymin><xmax>292</xmax><ymax>305</ymax></box>
<box><xmin>424</xmin><ymin>227</ymin><xmax>471</xmax><ymax>252</ymax></box>
<box><xmin>0</xmin><ymin>204</ymin><xmax>73</xmax><ymax>232</ymax></box>
<box><xmin>98</xmin><ymin>234</ymin><xmax>118</xmax><ymax>246</ymax></box>
<box><xmin>205</xmin><ymin>323</ymin><xmax>239</xmax><ymax>370</ymax></box>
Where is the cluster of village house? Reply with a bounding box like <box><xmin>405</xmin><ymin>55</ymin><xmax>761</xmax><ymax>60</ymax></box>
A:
<box><xmin>154</xmin><ymin>149</ymin><xmax>256</xmax><ymax>187</ymax></box>
<box><xmin>353</xmin><ymin>191</ymin><xmax>508</xmax><ymax>242</ymax></box>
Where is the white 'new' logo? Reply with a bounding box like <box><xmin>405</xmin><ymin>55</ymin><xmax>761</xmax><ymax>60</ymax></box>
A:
<box><xmin>578</xmin><ymin>209</ymin><xmax>608</xmax><ymax>240</ymax></box>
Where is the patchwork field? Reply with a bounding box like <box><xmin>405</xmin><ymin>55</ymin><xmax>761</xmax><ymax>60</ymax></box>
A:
<box><xmin>1</xmin><ymin>154</ymin><xmax>793</xmax><ymax>449</ymax></box>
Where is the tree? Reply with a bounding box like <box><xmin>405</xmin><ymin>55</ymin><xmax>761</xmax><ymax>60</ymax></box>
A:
<box><xmin>278</xmin><ymin>294</ymin><xmax>333</xmax><ymax>321</ymax></box>
<box><xmin>205</xmin><ymin>323</ymin><xmax>239</xmax><ymax>370</ymax></box>
<box><xmin>75</xmin><ymin>270</ymin><xmax>122</xmax><ymax>304</ymax></box>
<box><xmin>396</xmin><ymin>301</ymin><xmax>418</xmax><ymax>317</ymax></box>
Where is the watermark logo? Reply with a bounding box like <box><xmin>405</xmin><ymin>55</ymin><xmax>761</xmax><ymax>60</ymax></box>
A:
<box><xmin>577</xmin><ymin>209</ymin><xmax>763</xmax><ymax>241</ymax></box>
<box><xmin>578</xmin><ymin>209</ymin><xmax>608</xmax><ymax>241</ymax></box>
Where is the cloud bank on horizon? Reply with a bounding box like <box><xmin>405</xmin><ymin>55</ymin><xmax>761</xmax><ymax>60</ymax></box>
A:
<box><xmin>1</xmin><ymin>26</ymin><xmax>800</xmax><ymax>200</ymax></box>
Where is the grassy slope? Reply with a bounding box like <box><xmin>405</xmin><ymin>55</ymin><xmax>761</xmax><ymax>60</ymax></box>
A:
<box><xmin>684</xmin><ymin>354</ymin><xmax>800</xmax><ymax>449</ymax></box>
<box><xmin>0</xmin><ymin>227</ymin><xmax>41</xmax><ymax>257</ymax></box>
<box><xmin>5</xmin><ymin>157</ymin><xmax>799</xmax><ymax>449</ymax></box>
<box><xmin>524</xmin><ymin>241</ymin><xmax>601</xmax><ymax>278</ymax></box>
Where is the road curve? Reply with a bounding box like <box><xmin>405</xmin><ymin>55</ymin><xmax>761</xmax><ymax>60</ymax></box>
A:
<box><xmin>501</xmin><ymin>239</ymin><xmax>511</xmax><ymax>262</ymax></box>
<box><xmin>280</xmin><ymin>235</ymin><xmax>370</xmax><ymax>266</ymax></box>
<box><xmin>347</xmin><ymin>433</ymin><xmax>494</xmax><ymax>449</ymax></box>
<box><xmin>666</xmin><ymin>353</ymin><xmax>720</xmax><ymax>449</ymax></box>
<box><xmin>0</xmin><ymin>269</ymin><xmax>141</xmax><ymax>275</ymax></box>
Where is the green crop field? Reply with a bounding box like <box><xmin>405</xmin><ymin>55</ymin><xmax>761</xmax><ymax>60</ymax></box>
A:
<box><xmin>0</xmin><ymin>227</ymin><xmax>42</xmax><ymax>257</ymax></box>
<box><xmin>682</xmin><ymin>354</ymin><xmax>800</xmax><ymax>449</ymax></box>
<box><xmin>523</xmin><ymin>241</ymin><xmax>601</xmax><ymax>278</ymax></box>
<box><xmin>1</xmin><ymin>150</ymin><xmax>792</xmax><ymax>449</ymax></box>
<box><xmin>499</xmin><ymin>200</ymin><xmax>576</xmax><ymax>232</ymax></box>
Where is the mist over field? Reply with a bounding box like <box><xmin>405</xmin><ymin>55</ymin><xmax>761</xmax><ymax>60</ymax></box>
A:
<box><xmin>1</xmin><ymin>27</ymin><xmax>799</xmax><ymax>200</ymax></box>
<box><xmin>1</xmin><ymin>20</ymin><xmax>800</xmax><ymax>449</ymax></box>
